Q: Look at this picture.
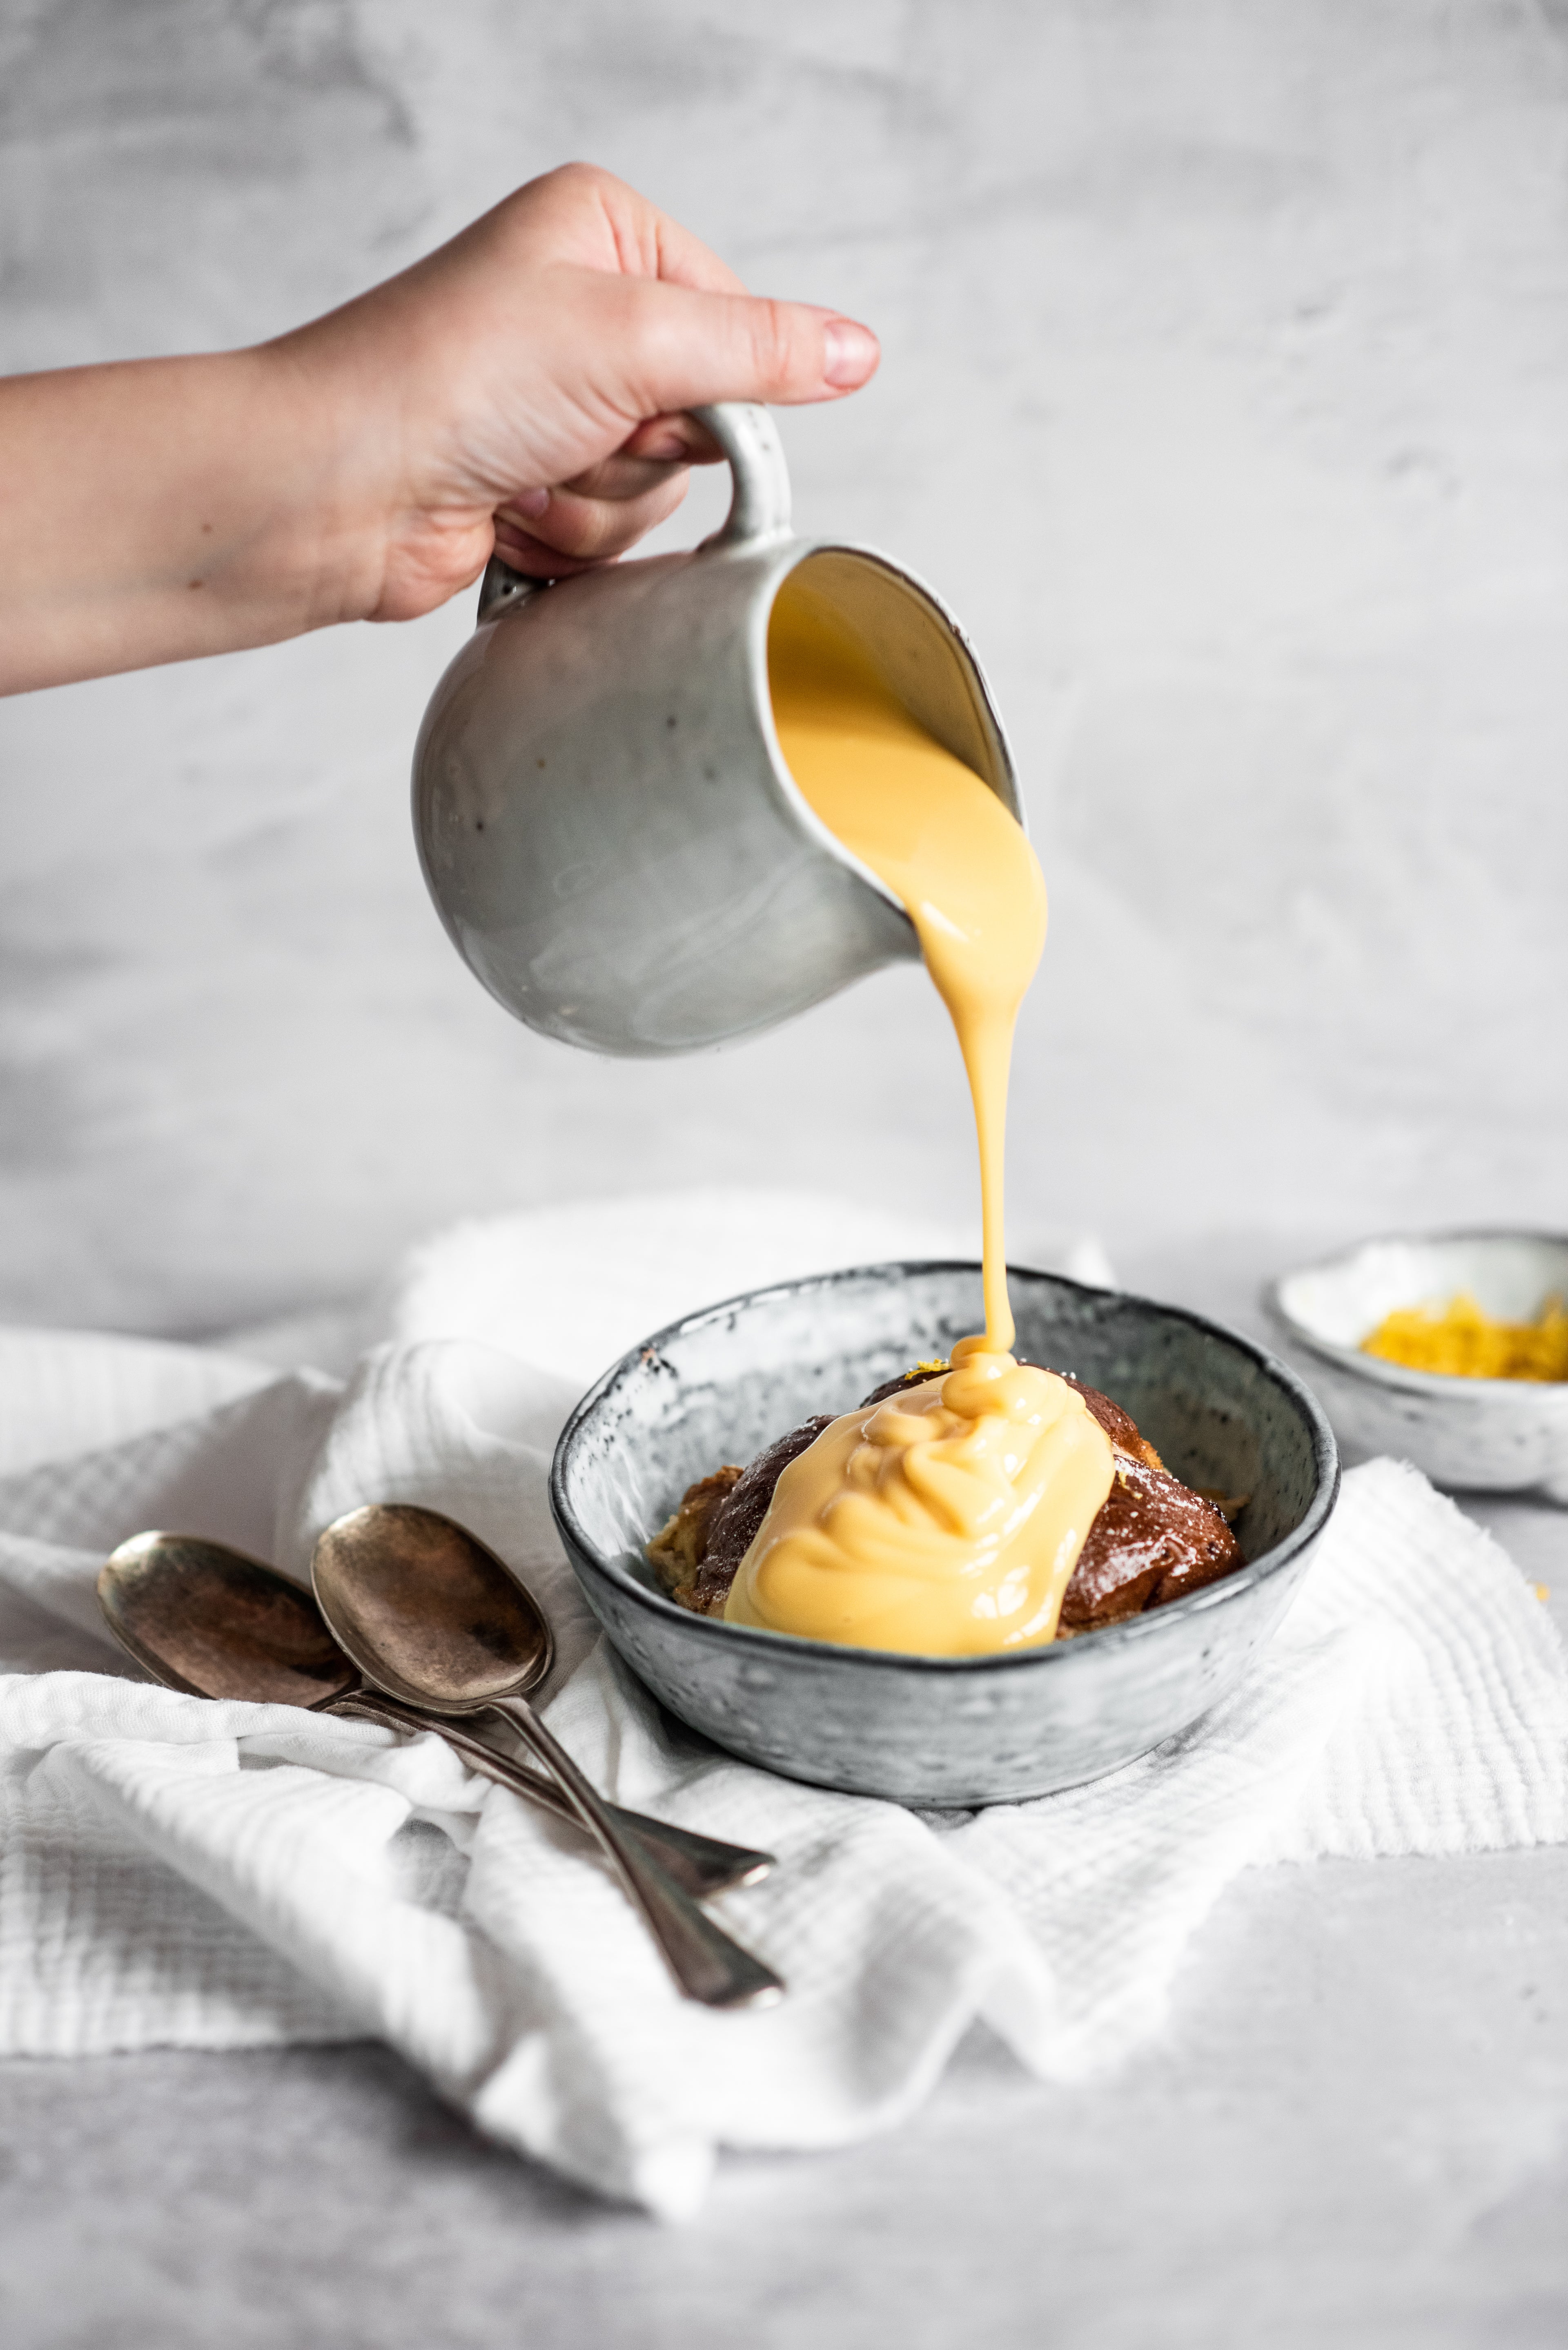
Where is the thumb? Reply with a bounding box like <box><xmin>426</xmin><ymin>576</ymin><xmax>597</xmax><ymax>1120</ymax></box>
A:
<box><xmin>590</xmin><ymin>271</ymin><xmax>880</xmax><ymax>418</ymax></box>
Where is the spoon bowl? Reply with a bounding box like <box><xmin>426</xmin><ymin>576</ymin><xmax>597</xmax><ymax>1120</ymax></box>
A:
<box><xmin>310</xmin><ymin>1503</ymin><xmax>552</xmax><ymax>1711</ymax></box>
<box><xmin>98</xmin><ymin>1531</ymin><xmax>356</xmax><ymax>1708</ymax></box>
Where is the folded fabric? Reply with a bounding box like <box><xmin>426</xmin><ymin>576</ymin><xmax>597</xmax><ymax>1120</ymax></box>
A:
<box><xmin>223</xmin><ymin>1186</ymin><xmax>1115</xmax><ymax>1383</ymax></box>
<box><xmin>0</xmin><ymin>1193</ymin><xmax>1564</xmax><ymax>2218</ymax></box>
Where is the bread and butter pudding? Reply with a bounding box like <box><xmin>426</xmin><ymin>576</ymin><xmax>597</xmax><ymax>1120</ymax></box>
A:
<box><xmin>649</xmin><ymin>1356</ymin><xmax>1244</xmax><ymax>1657</ymax></box>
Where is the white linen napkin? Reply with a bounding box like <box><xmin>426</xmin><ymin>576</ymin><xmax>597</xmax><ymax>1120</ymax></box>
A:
<box><xmin>1</xmin><ymin>1192</ymin><xmax>1564</xmax><ymax>2218</ymax></box>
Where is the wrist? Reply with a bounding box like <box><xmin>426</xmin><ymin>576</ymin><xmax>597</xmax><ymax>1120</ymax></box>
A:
<box><xmin>262</xmin><ymin>303</ymin><xmax>497</xmax><ymax>630</ymax></box>
<box><xmin>228</xmin><ymin>337</ymin><xmax>393</xmax><ymax>634</ymax></box>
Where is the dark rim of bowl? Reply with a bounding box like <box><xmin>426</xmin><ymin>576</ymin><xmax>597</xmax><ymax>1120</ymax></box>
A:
<box><xmin>548</xmin><ymin>1259</ymin><xmax>1342</xmax><ymax>1677</ymax></box>
<box><xmin>1265</xmin><ymin>1225</ymin><xmax>1568</xmax><ymax>1396</ymax></box>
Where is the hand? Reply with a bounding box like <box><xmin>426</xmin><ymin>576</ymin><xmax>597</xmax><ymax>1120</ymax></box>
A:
<box><xmin>0</xmin><ymin>163</ymin><xmax>879</xmax><ymax>693</ymax></box>
<box><xmin>285</xmin><ymin>163</ymin><xmax>880</xmax><ymax>622</ymax></box>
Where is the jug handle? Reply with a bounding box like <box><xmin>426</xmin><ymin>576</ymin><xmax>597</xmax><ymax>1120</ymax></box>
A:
<box><xmin>692</xmin><ymin>402</ymin><xmax>793</xmax><ymax>549</ymax></box>
<box><xmin>474</xmin><ymin>399</ymin><xmax>791</xmax><ymax>623</ymax></box>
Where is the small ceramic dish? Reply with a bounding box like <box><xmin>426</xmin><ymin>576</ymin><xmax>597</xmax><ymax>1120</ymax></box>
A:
<box><xmin>1266</xmin><ymin>1229</ymin><xmax>1568</xmax><ymax>1502</ymax></box>
<box><xmin>550</xmin><ymin>1263</ymin><xmax>1339</xmax><ymax>1807</ymax></box>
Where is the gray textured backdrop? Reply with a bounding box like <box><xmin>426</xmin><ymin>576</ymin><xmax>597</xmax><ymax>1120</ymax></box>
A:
<box><xmin>1</xmin><ymin>0</ymin><xmax>1564</xmax><ymax>1335</ymax></box>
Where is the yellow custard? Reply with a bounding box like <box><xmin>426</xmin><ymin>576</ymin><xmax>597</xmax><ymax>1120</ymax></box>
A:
<box><xmin>723</xmin><ymin>1336</ymin><xmax>1116</xmax><ymax>1654</ymax></box>
<box><xmin>719</xmin><ymin>576</ymin><xmax>1111</xmax><ymax>1655</ymax></box>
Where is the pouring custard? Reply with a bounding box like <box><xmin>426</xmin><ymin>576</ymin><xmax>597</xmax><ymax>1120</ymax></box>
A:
<box><xmin>649</xmin><ymin>581</ymin><xmax>1245</xmax><ymax>1652</ymax></box>
<box><xmin>708</xmin><ymin>577</ymin><xmax>1117</xmax><ymax>1656</ymax></box>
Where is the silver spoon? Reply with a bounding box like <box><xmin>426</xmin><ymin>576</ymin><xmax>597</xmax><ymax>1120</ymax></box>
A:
<box><xmin>311</xmin><ymin>1503</ymin><xmax>784</xmax><ymax>2010</ymax></box>
<box><xmin>96</xmin><ymin>1532</ymin><xmax>773</xmax><ymax>1902</ymax></box>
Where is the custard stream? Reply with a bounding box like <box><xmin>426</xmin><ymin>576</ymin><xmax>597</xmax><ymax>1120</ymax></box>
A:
<box><xmin>718</xmin><ymin>578</ymin><xmax>1114</xmax><ymax>1657</ymax></box>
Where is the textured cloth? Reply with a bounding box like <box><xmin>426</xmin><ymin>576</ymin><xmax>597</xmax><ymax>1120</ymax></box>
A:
<box><xmin>1</xmin><ymin>1193</ymin><xmax>1565</xmax><ymax>2218</ymax></box>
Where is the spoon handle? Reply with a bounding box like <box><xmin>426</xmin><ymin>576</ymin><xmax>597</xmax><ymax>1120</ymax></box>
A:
<box><xmin>329</xmin><ymin>1694</ymin><xmax>774</xmax><ymax>1897</ymax></box>
<box><xmin>490</xmin><ymin>1694</ymin><xmax>785</xmax><ymax>2009</ymax></box>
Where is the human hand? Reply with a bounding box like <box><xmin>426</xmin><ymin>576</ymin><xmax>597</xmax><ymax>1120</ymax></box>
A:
<box><xmin>276</xmin><ymin>162</ymin><xmax>880</xmax><ymax>624</ymax></box>
<box><xmin>0</xmin><ymin>163</ymin><xmax>877</xmax><ymax>693</ymax></box>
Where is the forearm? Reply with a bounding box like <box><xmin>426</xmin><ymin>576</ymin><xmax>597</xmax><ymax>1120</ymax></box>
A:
<box><xmin>0</xmin><ymin>344</ymin><xmax>371</xmax><ymax>694</ymax></box>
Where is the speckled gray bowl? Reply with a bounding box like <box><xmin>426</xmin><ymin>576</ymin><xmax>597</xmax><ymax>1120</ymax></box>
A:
<box><xmin>550</xmin><ymin>1263</ymin><xmax>1339</xmax><ymax>1807</ymax></box>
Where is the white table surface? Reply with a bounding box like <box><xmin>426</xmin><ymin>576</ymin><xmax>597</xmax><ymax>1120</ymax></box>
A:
<box><xmin>3</xmin><ymin>1237</ymin><xmax>1565</xmax><ymax>2350</ymax></box>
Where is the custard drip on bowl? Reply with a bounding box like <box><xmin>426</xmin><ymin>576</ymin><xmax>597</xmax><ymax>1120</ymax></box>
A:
<box><xmin>749</xmin><ymin>581</ymin><xmax>1109</xmax><ymax>1654</ymax></box>
<box><xmin>723</xmin><ymin>1338</ymin><xmax>1116</xmax><ymax>1654</ymax></box>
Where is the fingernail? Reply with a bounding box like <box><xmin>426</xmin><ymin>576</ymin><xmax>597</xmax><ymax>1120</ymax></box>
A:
<box><xmin>514</xmin><ymin>487</ymin><xmax>550</xmax><ymax>519</ymax></box>
<box><xmin>822</xmin><ymin>318</ymin><xmax>879</xmax><ymax>390</ymax></box>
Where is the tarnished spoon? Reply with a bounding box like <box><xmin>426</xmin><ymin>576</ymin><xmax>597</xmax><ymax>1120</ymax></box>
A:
<box><xmin>312</xmin><ymin>1503</ymin><xmax>784</xmax><ymax>2010</ymax></box>
<box><xmin>96</xmin><ymin>1532</ymin><xmax>773</xmax><ymax>1900</ymax></box>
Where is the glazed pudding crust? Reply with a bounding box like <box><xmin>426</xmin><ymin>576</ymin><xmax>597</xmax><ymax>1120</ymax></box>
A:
<box><xmin>648</xmin><ymin>1365</ymin><xmax>1244</xmax><ymax>1638</ymax></box>
<box><xmin>650</xmin><ymin>1419</ymin><xmax>833</xmax><ymax>1617</ymax></box>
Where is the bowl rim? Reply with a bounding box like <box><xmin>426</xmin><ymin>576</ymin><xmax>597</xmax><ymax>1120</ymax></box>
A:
<box><xmin>549</xmin><ymin>1258</ymin><xmax>1341</xmax><ymax>1677</ymax></box>
<box><xmin>1265</xmin><ymin>1224</ymin><xmax>1568</xmax><ymax>1398</ymax></box>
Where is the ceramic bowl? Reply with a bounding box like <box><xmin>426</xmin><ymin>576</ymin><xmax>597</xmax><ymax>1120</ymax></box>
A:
<box><xmin>550</xmin><ymin>1262</ymin><xmax>1339</xmax><ymax>1807</ymax></box>
<box><xmin>1267</xmin><ymin>1229</ymin><xmax>1568</xmax><ymax>1501</ymax></box>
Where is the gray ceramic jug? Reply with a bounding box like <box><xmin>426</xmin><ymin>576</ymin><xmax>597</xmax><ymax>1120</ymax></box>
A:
<box><xmin>412</xmin><ymin>401</ymin><xmax>1023</xmax><ymax>1056</ymax></box>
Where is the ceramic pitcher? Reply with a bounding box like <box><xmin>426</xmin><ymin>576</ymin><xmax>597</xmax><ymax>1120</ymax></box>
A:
<box><xmin>411</xmin><ymin>401</ymin><xmax>1022</xmax><ymax>1056</ymax></box>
